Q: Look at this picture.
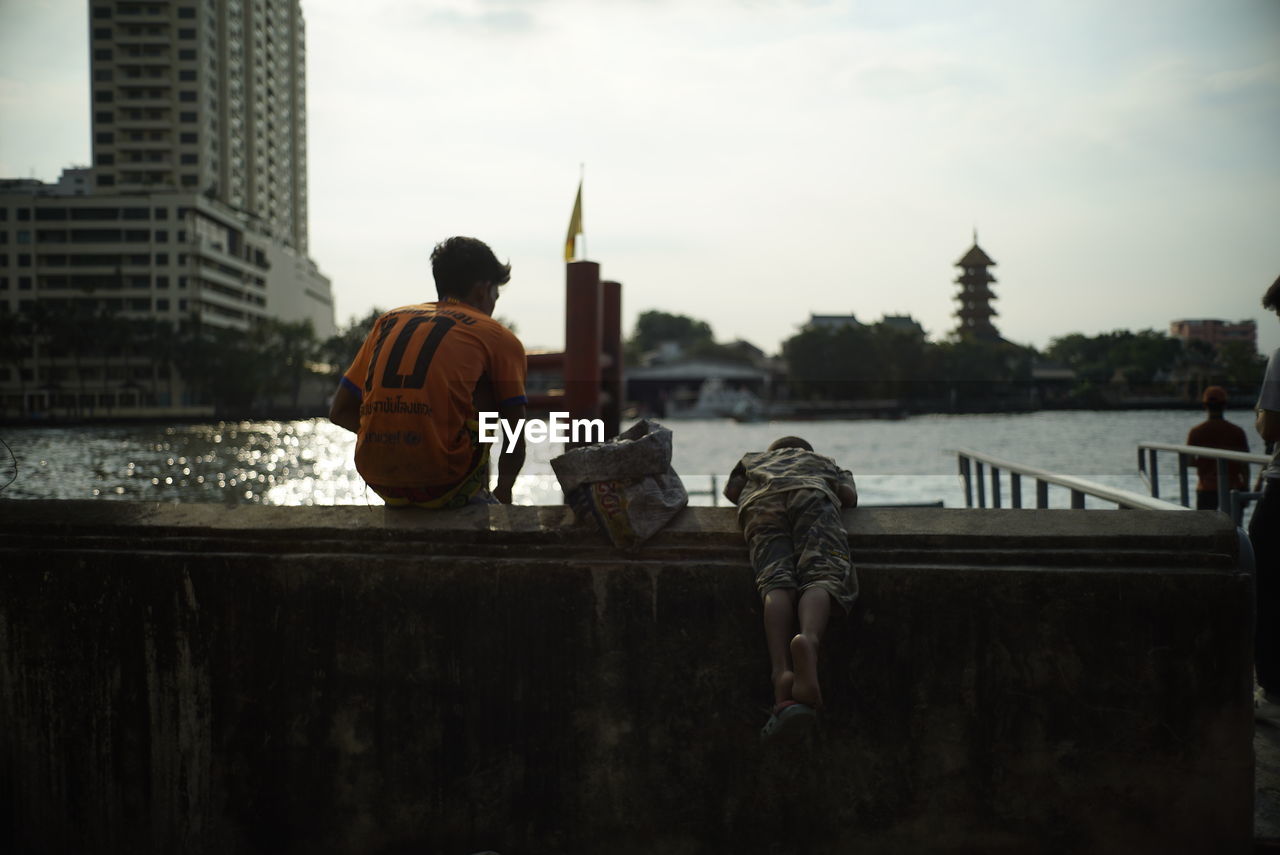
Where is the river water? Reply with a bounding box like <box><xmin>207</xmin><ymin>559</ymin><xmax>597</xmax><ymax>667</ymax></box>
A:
<box><xmin>0</xmin><ymin>409</ymin><xmax>1262</xmax><ymax>512</ymax></box>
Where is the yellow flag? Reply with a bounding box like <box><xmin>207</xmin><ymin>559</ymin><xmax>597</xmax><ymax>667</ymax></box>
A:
<box><xmin>565</xmin><ymin>180</ymin><xmax>583</xmax><ymax>262</ymax></box>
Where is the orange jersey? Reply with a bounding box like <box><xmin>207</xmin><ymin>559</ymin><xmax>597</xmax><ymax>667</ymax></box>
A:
<box><xmin>1186</xmin><ymin>417</ymin><xmax>1249</xmax><ymax>491</ymax></box>
<box><xmin>341</xmin><ymin>300</ymin><xmax>526</xmax><ymax>488</ymax></box>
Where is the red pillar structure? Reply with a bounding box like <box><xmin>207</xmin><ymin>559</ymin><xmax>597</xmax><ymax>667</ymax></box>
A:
<box><xmin>601</xmin><ymin>279</ymin><xmax>623</xmax><ymax>440</ymax></box>
<box><xmin>564</xmin><ymin>261</ymin><xmax>602</xmax><ymax>430</ymax></box>
<box><xmin>525</xmin><ymin>263</ymin><xmax>623</xmax><ymax>442</ymax></box>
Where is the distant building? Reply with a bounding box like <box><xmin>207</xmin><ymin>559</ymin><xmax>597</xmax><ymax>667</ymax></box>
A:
<box><xmin>55</xmin><ymin>168</ymin><xmax>93</xmax><ymax>196</ymax></box>
<box><xmin>88</xmin><ymin>0</ymin><xmax>311</xmax><ymax>252</ymax></box>
<box><xmin>804</xmin><ymin>313</ymin><xmax>925</xmax><ymax>337</ymax></box>
<box><xmin>626</xmin><ymin>359</ymin><xmax>770</xmax><ymax>420</ymax></box>
<box><xmin>0</xmin><ymin>0</ymin><xmax>334</xmax><ymax>417</ymax></box>
<box><xmin>805</xmin><ymin>313</ymin><xmax>863</xmax><ymax>332</ymax></box>
<box><xmin>881</xmin><ymin>314</ymin><xmax>925</xmax><ymax>337</ymax></box>
<box><xmin>0</xmin><ymin>181</ymin><xmax>333</xmax><ymax>335</ymax></box>
<box><xmin>1169</xmin><ymin>319</ymin><xmax>1257</xmax><ymax>354</ymax></box>
<box><xmin>3</xmin><ymin>169</ymin><xmax>93</xmax><ymax>197</ymax></box>
<box><xmin>953</xmin><ymin>236</ymin><xmax>1000</xmax><ymax>342</ymax></box>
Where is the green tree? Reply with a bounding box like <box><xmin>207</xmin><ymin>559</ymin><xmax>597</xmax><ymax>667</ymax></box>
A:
<box><xmin>627</xmin><ymin>310</ymin><xmax>715</xmax><ymax>362</ymax></box>
<box><xmin>26</xmin><ymin>300</ymin><xmax>94</xmax><ymax>415</ymax></box>
<box><xmin>260</xmin><ymin>317</ymin><xmax>319</xmax><ymax>409</ymax></box>
<box><xmin>783</xmin><ymin>321</ymin><xmax>937</xmax><ymax>401</ymax></box>
<box><xmin>1177</xmin><ymin>338</ymin><xmax>1219</xmax><ymax>400</ymax></box>
<box><xmin>783</xmin><ymin>325</ymin><xmax>880</xmax><ymax>400</ymax></box>
<box><xmin>1047</xmin><ymin>328</ymin><xmax>1184</xmax><ymax>399</ymax></box>
<box><xmin>0</xmin><ymin>310</ymin><xmax>33</xmax><ymax>414</ymax></box>
<box><xmin>1217</xmin><ymin>340</ymin><xmax>1266</xmax><ymax>389</ymax></box>
<box><xmin>1046</xmin><ymin>331</ymin><xmax>1119</xmax><ymax>386</ymax></box>
<box><xmin>1109</xmin><ymin>329</ymin><xmax>1183</xmax><ymax>388</ymax></box>
<box><xmin>172</xmin><ymin>317</ymin><xmax>259</xmax><ymax>412</ymax></box>
<box><xmin>871</xmin><ymin>324</ymin><xmax>930</xmax><ymax>400</ymax></box>
<box><xmin>133</xmin><ymin>316</ymin><xmax>181</xmax><ymax>407</ymax></box>
<box><xmin>94</xmin><ymin>303</ymin><xmax>130</xmax><ymax>411</ymax></box>
<box><xmin>929</xmin><ymin>338</ymin><xmax>1034</xmax><ymax>407</ymax></box>
<box><xmin>683</xmin><ymin>339</ymin><xmax>759</xmax><ymax>365</ymax></box>
<box><xmin>320</xmin><ymin>308</ymin><xmax>384</xmax><ymax>382</ymax></box>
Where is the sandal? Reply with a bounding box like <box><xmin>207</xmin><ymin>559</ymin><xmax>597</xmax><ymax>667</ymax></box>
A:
<box><xmin>760</xmin><ymin>701</ymin><xmax>817</xmax><ymax>744</ymax></box>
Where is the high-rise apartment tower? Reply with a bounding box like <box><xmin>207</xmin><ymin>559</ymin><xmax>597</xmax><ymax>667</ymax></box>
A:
<box><xmin>89</xmin><ymin>0</ymin><xmax>310</xmax><ymax>251</ymax></box>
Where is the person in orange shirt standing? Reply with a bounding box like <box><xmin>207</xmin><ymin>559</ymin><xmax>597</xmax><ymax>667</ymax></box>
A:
<box><xmin>1186</xmin><ymin>385</ymin><xmax>1249</xmax><ymax>511</ymax></box>
<box><xmin>329</xmin><ymin>236</ymin><xmax>527</xmax><ymax>507</ymax></box>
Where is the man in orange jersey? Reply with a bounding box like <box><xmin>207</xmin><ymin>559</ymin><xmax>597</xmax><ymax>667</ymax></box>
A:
<box><xmin>329</xmin><ymin>237</ymin><xmax>527</xmax><ymax>507</ymax></box>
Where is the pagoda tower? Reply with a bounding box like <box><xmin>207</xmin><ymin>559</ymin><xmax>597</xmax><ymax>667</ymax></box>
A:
<box><xmin>953</xmin><ymin>234</ymin><xmax>1001</xmax><ymax>341</ymax></box>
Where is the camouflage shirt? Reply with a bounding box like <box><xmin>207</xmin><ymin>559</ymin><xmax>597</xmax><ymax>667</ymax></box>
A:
<box><xmin>728</xmin><ymin>448</ymin><xmax>857</xmax><ymax>516</ymax></box>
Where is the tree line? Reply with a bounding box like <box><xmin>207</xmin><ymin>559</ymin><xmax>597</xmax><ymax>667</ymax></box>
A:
<box><xmin>0</xmin><ymin>302</ymin><xmax>386</xmax><ymax>416</ymax></box>
<box><xmin>630</xmin><ymin>310</ymin><xmax>1268</xmax><ymax>407</ymax></box>
<box><xmin>2</xmin><ymin>301</ymin><xmax>1266</xmax><ymax>417</ymax></box>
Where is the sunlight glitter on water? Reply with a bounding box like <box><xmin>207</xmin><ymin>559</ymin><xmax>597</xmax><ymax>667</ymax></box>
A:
<box><xmin>0</xmin><ymin>409</ymin><xmax>1260</xmax><ymax>515</ymax></box>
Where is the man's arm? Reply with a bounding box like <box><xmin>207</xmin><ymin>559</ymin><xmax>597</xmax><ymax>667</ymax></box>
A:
<box><xmin>329</xmin><ymin>381</ymin><xmax>361</xmax><ymax>434</ymax></box>
<box><xmin>492</xmin><ymin>401</ymin><xmax>526</xmax><ymax>504</ymax></box>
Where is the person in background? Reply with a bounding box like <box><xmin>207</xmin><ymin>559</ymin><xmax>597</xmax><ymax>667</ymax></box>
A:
<box><xmin>723</xmin><ymin>436</ymin><xmax>859</xmax><ymax>743</ymax></box>
<box><xmin>1251</xmin><ymin>275</ymin><xmax>1280</xmax><ymax>710</ymax></box>
<box><xmin>329</xmin><ymin>236</ymin><xmax>527</xmax><ymax>507</ymax></box>
<box><xmin>1186</xmin><ymin>385</ymin><xmax>1249</xmax><ymax>511</ymax></box>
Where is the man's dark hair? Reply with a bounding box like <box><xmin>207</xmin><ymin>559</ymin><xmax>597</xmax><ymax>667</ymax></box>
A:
<box><xmin>768</xmin><ymin>435</ymin><xmax>813</xmax><ymax>452</ymax></box>
<box><xmin>430</xmin><ymin>236</ymin><xmax>511</xmax><ymax>299</ymax></box>
<box><xmin>1264</xmin><ymin>274</ymin><xmax>1280</xmax><ymax>313</ymax></box>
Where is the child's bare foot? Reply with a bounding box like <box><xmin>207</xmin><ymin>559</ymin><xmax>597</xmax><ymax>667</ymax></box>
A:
<box><xmin>790</xmin><ymin>633</ymin><xmax>823</xmax><ymax>709</ymax></box>
<box><xmin>773</xmin><ymin>670</ymin><xmax>796</xmax><ymax>708</ymax></box>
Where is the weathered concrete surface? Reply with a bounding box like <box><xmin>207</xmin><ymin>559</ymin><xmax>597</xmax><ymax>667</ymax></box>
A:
<box><xmin>0</xmin><ymin>501</ymin><xmax>1253</xmax><ymax>854</ymax></box>
<box><xmin>1255</xmin><ymin>708</ymin><xmax>1280</xmax><ymax>842</ymax></box>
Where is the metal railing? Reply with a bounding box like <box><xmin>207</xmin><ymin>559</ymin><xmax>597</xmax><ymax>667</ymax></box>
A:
<box><xmin>688</xmin><ymin>474</ymin><xmax>722</xmax><ymax>506</ymax></box>
<box><xmin>1136</xmin><ymin>441</ymin><xmax>1271</xmax><ymax>525</ymax></box>
<box><xmin>955</xmin><ymin>447</ymin><xmax>1189</xmax><ymax>511</ymax></box>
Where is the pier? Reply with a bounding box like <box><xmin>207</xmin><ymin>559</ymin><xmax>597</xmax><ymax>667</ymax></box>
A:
<box><xmin>0</xmin><ymin>499</ymin><xmax>1253</xmax><ymax>854</ymax></box>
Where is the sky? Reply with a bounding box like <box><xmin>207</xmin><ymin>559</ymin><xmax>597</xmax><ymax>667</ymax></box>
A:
<box><xmin>1</xmin><ymin>0</ymin><xmax>1278</xmax><ymax>356</ymax></box>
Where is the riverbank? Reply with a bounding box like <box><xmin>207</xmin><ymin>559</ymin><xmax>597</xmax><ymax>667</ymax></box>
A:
<box><xmin>1</xmin><ymin>397</ymin><xmax>1217</xmax><ymax>429</ymax></box>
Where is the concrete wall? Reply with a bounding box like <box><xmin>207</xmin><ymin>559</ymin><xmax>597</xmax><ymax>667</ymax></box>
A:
<box><xmin>0</xmin><ymin>501</ymin><xmax>1253</xmax><ymax>854</ymax></box>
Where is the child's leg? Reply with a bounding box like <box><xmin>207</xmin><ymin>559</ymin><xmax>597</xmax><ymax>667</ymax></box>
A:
<box><xmin>744</xmin><ymin>495</ymin><xmax>800</xmax><ymax>709</ymax></box>
<box><xmin>786</xmin><ymin>489</ymin><xmax>854</xmax><ymax>710</ymax></box>
<box><xmin>763</xmin><ymin>587</ymin><xmax>798</xmax><ymax>706</ymax></box>
<box><xmin>790</xmin><ymin>587</ymin><xmax>832</xmax><ymax>708</ymax></box>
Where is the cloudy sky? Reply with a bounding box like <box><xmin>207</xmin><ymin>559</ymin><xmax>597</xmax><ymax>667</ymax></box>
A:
<box><xmin>2</xmin><ymin>0</ymin><xmax>1278</xmax><ymax>355</ymax></box>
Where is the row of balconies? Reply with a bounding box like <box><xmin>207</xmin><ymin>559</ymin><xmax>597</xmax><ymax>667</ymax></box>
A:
<box><xmin>114</xmin><ymin>43</ymin><xmax>172</xmax><ymax>55</ymax></box>
<box><xmin>195</xmin><ymin>257</ymin><xmax>253</xmax><ymax>291</ymax></box>
<box><xmin>112</xmin><ymin>119</ymin><xmax>173</xmax><ymax>131</ymax></box>
<box><xmin>29</xmin><ymin>230</ymin><xmax>156</xmax><ymax>244</ymax></box>
<box><xmin>114</xmin><ymin>65</ymin><xmax>173</xmax><ymax>78</ymax></box>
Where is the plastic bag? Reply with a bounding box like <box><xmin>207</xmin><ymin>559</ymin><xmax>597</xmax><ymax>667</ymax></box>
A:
<box><xmin>550</xmin><ymin>419</ymin><xmax>688</xmax><ymax>549</ymax></box>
